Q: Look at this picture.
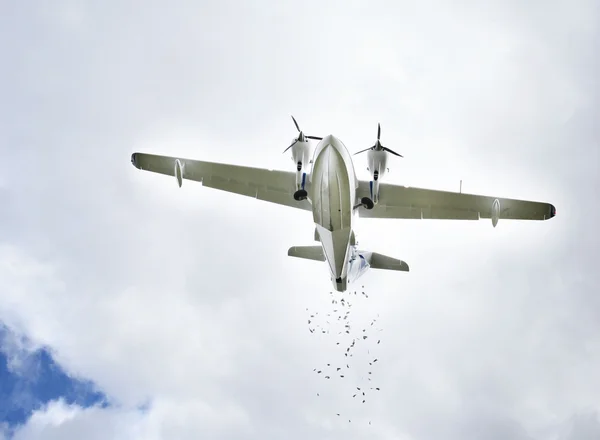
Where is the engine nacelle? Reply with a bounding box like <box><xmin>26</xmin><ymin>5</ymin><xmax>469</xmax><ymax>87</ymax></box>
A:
<box><xmin>365</xmin><ymin>149</ymin><xmax>389</xmax><ymax>204</ymax></box>
<box><xmin>491</xmin><ymin>198</ymin><xmax>500</xmax><ymax>227</ymax></box>
<box><xmin>367</xmin><ymin>149</ymin><xmax>388</xmax><ymax>181</ymax></box>
<box><xmin>174</xmin><ymin>159</ymin><xmax>184</xmax><ymax>188</ymax></box>
<box><xmin>290</xmin><ymin>140</ymin><xmax>312</xmax><ymax>198</ymax></box>
<box><xmin>290</xmin><ymin>140</ymin><xmax>311</xmax><ymax>172</ymax></box>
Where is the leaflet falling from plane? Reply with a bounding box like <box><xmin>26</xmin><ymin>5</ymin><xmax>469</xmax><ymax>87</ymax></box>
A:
<box><xmin>130</xmin><ymin>117</ymin><xmax>556</xmax><ymax>292</ymax></box>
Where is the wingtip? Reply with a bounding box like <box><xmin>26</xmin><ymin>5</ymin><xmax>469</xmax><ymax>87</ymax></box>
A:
<box><xmin>549</xmin><ymin>204</ymin><xmax>556</xmax><ymax>219</ymax></box>
<box><xmin>131</xmin><ymin>152</ymin><xmax>140</xmax><ymax>169</ymax></box>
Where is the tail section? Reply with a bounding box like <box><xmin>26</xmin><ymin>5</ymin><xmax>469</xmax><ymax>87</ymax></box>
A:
<box><xmin>288</xmin><ymin>245</ymin><xmax>325</xmax><ymax>262</ymax></box>
<box><xmin>287</xmin><ymin>245</ymin><xmax>409</xmax><ymax>272</ymax></box>
<box><xmin>346</xmin><ymin>249</ymin><xmax>408</xmax><ymax>285</ymax></box>
<box><xmin>314</xmin><ymin>227</ymin><xmax>356</xmax><ymax>245</ymax></box>
<box><xmin>360</xmin><ymin>251</ymin><xmax>409</xmax><ymax>272</ymax></box>
<box><xmin>287</xmin><ymin>245</ymin><xmax>408</xmax><ymax>291</ymax></box>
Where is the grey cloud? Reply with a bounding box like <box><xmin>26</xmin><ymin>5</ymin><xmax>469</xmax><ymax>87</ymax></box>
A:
<box><xmin>561</xmin><ymin>412</ymin><xmax>600</xmax><ymax>440</ymax></box>
<box><xmin>1</xmin><ymin>0</ymin><xmax>599</xmax><ymax>439</ymax></box>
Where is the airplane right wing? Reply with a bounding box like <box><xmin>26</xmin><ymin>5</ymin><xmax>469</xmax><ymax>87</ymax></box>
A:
<box><xmin>131</xmin><ymin>152</ymin><xmax>311</xmax><ymax>212</ymax></box>
<box><xmin>357</xmin><ymin>181</ymin><xmax>556</xmax><ymax>221</ymax></box>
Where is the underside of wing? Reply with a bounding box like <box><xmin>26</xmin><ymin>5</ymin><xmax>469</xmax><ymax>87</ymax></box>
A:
<box><xmin>131</xmin><ymin>152</ymin><xmax>311</xmax><ymax>212</ymax></box>
<box><xmin>357</xmin><ymin>181</ymin><xmax>556</xmax><ymax>221</ymax></box>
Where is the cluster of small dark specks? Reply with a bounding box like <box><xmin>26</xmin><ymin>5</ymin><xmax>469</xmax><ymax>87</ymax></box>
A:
<box><xmin>305</xmin><ymin>285</ymin><xmax>383</xmax><ymax>426</ymax></box>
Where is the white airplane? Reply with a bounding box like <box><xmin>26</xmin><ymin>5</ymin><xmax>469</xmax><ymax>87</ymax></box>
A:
<box><xmin>130</xmin><ymin>116</ymin><xmax>556</xmax><ymax>292</ymax></box>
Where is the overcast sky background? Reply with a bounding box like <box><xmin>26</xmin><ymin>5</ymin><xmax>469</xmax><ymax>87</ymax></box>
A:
<box><xmin>1</xmin><ymin>0</ymin><xmax>599</xmax><ymax>439</ymax></box>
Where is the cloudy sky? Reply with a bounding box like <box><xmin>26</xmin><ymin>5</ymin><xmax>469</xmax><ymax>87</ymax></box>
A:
<box><xmin>1</xmin><ymin>0</ymin><xmax>599</xmax><ymax>438</ymax></box>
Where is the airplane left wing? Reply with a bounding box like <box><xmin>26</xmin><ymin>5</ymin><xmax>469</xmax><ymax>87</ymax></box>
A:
<box><xmin>131</xmin><ymin>153</ymin><xmax>311</xmax><ymax>212</ymax></box>
<box><xmin>357</xmin><ymin>180</ymin><xmax>556</xmax><ymax>221</ymax></box>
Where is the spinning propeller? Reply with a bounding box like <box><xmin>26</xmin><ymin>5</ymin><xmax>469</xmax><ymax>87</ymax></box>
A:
<box><xmin>283</xmin><ymin>115</ymin><xmax>323</xmax><ymax>153</ymax></box>
<box><xmin>354</xmin><ymin>123</ymin><xmax>403</xmax><ymax>157</ymax></box>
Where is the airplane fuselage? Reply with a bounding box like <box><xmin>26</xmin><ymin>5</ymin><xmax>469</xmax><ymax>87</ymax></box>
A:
<box><xmin>308</xmin><ymin>135</ymin><xmax>364</xmax><ymax>291</ymax></box>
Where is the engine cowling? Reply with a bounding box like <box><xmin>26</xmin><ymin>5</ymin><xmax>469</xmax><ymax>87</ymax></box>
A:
<box><xmin>367</xmin><ymin>149</ymin><xmax>388</xmax><ymax>182</ymax></box>
<box><xmin>291</xmin><ymin>141</ymin><xmax>312</xmax><ymax>199</ymax></box>
<box><xmin>366</xmin><ymin>150</ymin><xmax>389</xmax><ymax>204</ymax></box>
<box><xmin>290</xmin><ymin>141</ymin><xmax>311</xmax><ymax>174</ymax></box>
<box><xmin>174</xmin><ymin>159</ymin><xmax>184</xmax><ymax>187</ymax></box>
<box><xmin>491</xmin><ymin>198</ymin><xmax>500</xmax><ymax>227</ymax></box>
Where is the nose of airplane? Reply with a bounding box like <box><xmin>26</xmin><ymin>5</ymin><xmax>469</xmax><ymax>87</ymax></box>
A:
<box><xmin>320</xmin><ymin>134</ymin><xmax>340</xmax><ymax>148</ymax></box>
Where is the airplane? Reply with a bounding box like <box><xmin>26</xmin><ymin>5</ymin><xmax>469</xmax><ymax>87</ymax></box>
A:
<box><xmin>130</xmin><ymin>116</ymin><xmax>556</xmax><ymax>292</ymax></box>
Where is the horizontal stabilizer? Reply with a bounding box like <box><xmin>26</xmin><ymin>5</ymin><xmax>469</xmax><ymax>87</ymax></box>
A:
<box><xmin>288</xmin><ymin>245</ymin><xmax>325</xmax><ymax>262</ymax></box>
<box><xmin>361</xmin><ymin>251</ymin><xmax>409</xmax><ymax>272</ymax></box>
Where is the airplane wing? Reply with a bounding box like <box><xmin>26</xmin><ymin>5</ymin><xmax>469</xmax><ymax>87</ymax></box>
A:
<box><xmin>357</xmin><ymin>181</ymin><xmax>556</xmax><ymax>221</ymax></box>
<box><xmin>131</xmin><ymin>152</ymin><xmax>311</xmax><ymax>212</ymax></box>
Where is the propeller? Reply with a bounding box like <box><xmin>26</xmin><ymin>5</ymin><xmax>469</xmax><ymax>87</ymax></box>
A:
<box><xmin>354</xmin><ymin>123</ymin><xmax>403</xmax><ymax>157</ymax></box>
<box><xmin>283</xmin><ymin>115</ymin><xmax>323</xmax><ymax>153</ymax></box>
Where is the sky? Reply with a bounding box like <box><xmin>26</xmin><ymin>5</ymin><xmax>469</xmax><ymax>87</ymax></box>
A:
<box><xmin>0</xmin><ymin>0</ymin><xmax>599</xmax><ymax>439</ymax></box>
<box><xmin>0</xmin><ymin>324</ymin><xmax>108</xmax><ymax>437</ymax></box>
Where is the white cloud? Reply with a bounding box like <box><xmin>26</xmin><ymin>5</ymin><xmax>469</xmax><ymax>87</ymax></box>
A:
<box><xmin>11</xmin><ymin>400</ymin><xmax>145</xmax><ymax>440</ymax></box>
<box><xmin>1</xmin><ymin>325</ymin><xmax>42</xmax><ymax>379</ymax></box>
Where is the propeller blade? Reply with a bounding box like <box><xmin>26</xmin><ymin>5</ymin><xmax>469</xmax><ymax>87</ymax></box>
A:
<box><xmin>291</xmin><ymin>115</ymin><xmax>301</xmax><ymax>132</ymax></box>
<box><xmin>306</xmin><ymin>136</ymin><xmax>323</xmax><ymax>140</ymax></box>
<box><xmin>353</xmin><ymin>147</ymin><xmax>373</xmax><ymax>155</ymax></box>
<box><xmin>283</xmin><ymin>140</ymin><xmax>297</xmax><ymax>153</ymax></box>
<box><xmin>383</xmin><ymin>147</ymin><xmax>403</xmax><ymax>157</ymax></box>
<box><xmin>377</xmin><ymin>123</ymin><xmax>381</xmax><ymax>140</ymax></box>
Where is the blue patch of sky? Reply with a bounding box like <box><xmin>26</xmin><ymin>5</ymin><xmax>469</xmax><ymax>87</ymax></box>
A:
<box><xmin>0</xmin><ymin>322</ymin><xmax>109</xmax><ymax>432</ymax></box>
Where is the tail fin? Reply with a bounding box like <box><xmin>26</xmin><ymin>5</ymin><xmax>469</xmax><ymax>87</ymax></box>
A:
<box><xmin>361</xmin><ymin>251</ymin><xmax>409</xmax><ymax>272</ymax></box>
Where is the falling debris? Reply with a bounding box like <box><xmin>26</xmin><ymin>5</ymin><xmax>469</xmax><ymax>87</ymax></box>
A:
<box><xmin>305</xmin><ymin>288</ymin><xmax>385</xmax><ymax>415</ymax></box>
